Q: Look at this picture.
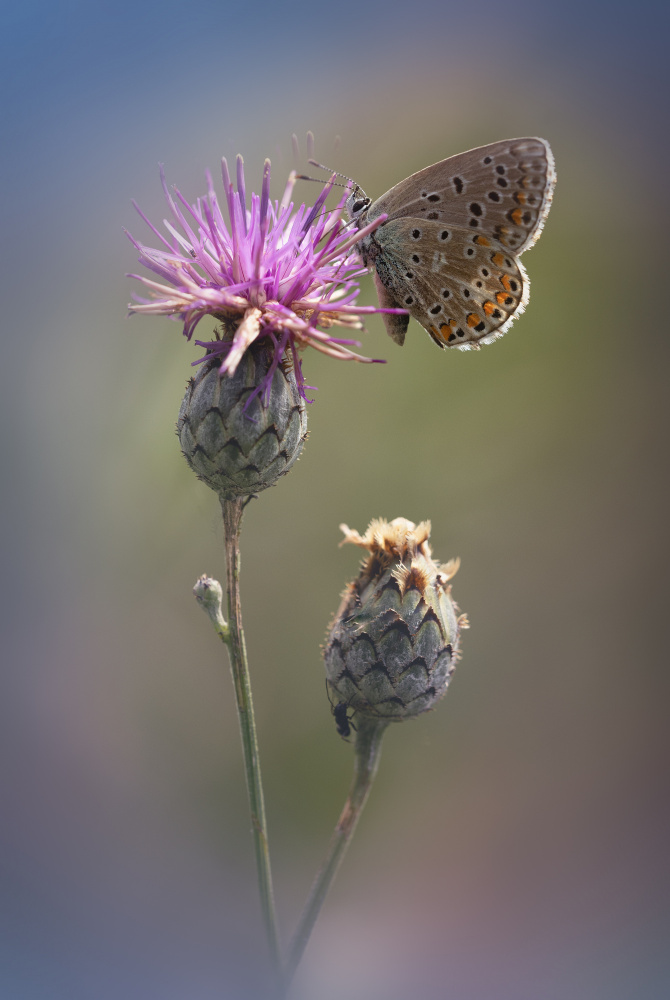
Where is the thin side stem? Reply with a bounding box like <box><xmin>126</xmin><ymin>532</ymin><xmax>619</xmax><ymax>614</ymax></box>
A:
<box><xmin>285</xmin><ymin>717</ymin><xmax>389</xmax><ymax>986</ymax></box>
<box><xmin>220</xmin><ymin>496</ymin><xmax>281</xmax><ymax>972</ymax></box>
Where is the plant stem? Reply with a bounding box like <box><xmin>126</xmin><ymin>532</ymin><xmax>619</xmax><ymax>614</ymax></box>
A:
<box><xmin>285</xmin><ymin>716</ymin><xmax>389</xmax><ymax>986</ymax></box>
<box><xmin>220</xmin><ymin>496</ymin><xmax>281</xmax><ymax>973</ymax></box>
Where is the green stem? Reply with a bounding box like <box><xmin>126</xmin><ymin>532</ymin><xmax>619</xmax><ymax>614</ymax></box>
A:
<box><xmin>284</xmin><ymin>716</ymin><xmax>389</xmax><ymax>987</ymax></box>
<box><xmin>216</xmin><ymin>497</ymin><xmax>281</xmax><ymax>973</ymax></box>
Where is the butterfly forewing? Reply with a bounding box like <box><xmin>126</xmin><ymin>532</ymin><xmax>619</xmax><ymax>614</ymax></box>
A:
<box><xmin>369</xmin><ymin>138</ymin><xmax>555</xmax><ymax>254</ymax></box>
<box><xmin>373</xmin><ymin>219</ymin><xmax>528</xmax><ymax>348</ymax></box>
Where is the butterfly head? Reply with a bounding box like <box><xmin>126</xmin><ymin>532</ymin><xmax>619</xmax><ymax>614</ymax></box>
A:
<box><xmin>345</xmin><ymin>185</ymin><xmax>371</xmax><ymax>228</ymax></box>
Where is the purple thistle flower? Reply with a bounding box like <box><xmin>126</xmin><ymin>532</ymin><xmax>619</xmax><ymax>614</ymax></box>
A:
<box><xmin>126</xmin><ymin>155</ymin><xmax>399</xmax><ymax>401</ymax></box>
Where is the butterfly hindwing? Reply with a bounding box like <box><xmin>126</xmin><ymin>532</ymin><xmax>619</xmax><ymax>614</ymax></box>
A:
<box><xmin>372</xmin><ymin>219</ymin><xmax>528</xmax><ymax>349</ymax></box>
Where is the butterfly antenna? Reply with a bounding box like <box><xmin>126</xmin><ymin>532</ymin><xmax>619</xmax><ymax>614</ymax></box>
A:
<box><xmin>295</xmin><ymin>172</ymin><xmax>352</xmax><ymax>191</ymax></box>
<box><xmin>308</xmin><ymin>159</ymin><xmax>358</xmax><ymax>188</ymax></box>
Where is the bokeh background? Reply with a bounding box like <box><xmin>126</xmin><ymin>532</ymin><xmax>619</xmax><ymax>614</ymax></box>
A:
<box><xmin>2</xmin><ymin>1</ymin><xmax>668</xmax><ymax>997</ymax></box>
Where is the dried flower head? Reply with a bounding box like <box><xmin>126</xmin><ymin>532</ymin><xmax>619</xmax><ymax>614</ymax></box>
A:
<box><xmin>324</xmin><ymin>518</ymin><xmax>469</xmax><ymax>723</ymax></box>
<box><xmin>126</xmin><ymin>155</ymin><xmax>397</xmax><ymax>402</ymax></box>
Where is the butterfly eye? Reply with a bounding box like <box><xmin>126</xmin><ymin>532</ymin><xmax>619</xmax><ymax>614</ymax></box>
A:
<box><xmin>352</xmin><ymin>199</ymin><xmax>368</xmax><ymax>213</ymax></box>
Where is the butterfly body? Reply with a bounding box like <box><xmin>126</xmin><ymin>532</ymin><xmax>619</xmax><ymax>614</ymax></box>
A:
<box><xmin>346</xmin><ymin>138</ymin><xmax>555</xmax><ymax>350</ymax></box>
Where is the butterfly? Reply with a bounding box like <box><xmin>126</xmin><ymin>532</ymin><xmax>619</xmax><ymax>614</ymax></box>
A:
<box><xmin>345</xmin><ymin>137</ymin><xmax>556</xmax><ymax>350</ymax></box>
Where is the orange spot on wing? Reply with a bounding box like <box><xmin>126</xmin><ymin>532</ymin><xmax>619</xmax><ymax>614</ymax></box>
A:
<box><xmin>500</xmin><ymin>274</ymin><xmax>513</xmax><ymax>292</ymax></box>
<box><xmin>491</xmin><ymin>252</ymin><xmax>504</xmax><ymax>266</ymax></box>
<box><xmin>513</xmin><ymin>191</ymin><xmax>527</xmax><ymax>205</ymax></box>
<box><xmin>483</xmin><ymin>300</ymin><xmax>495</xmax><ymax>315</ymax></box>
<box><xmin>474</xmin><ymin>235</ymin><xmax>490</xmax><ymax>246</ymax></box>
<box><xmin>496</xmin><ymin>292</ymin><xmax>509</xmax><ymax>305</ymax></box>
<box><xmin>467</xmin><ymin>313</ymin><xmax>480</xmax><ymax>328</ymax></box>
<box><xmin>510</xmin><ymin>208</ymin><xmax>523</xmax><ymax>225</ymax></box>
<box><xmin>431</xmin><ymin>321</ymin><xmax>453</xmax><ymax>343</ymax></box>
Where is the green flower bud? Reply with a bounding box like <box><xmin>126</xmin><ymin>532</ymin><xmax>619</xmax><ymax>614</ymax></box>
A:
<box><xmin>324</xmin><ymin>518</ymin><xmax>468</xmax><ymax>723</ymax></box>
<box><xmin>177</xmin><ymin>340</ymin><xmax>308</xmax><ymax>499</ymax></box>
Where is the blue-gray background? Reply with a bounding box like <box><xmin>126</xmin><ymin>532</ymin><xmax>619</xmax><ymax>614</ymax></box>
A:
<box><xmin>2</xmin><ymin>1</ymin><xmax>668</xmax><ymax>998</ymax></box>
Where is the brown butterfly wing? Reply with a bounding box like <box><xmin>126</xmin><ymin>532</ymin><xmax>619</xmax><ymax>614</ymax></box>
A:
<box><xmin>371</xmin><ymin>219</ymin><xmax>528</xmax><ymax>349</ymax></box>
<box><xmin>368</xmin><ymin>138</ymin><xmax>555</xmax><ymax>255</ymax></box>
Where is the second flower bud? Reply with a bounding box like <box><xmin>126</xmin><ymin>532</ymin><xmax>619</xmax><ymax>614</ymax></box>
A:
<box><xmin>324</xmin><ymin>517</ymin><xmax>469</xmax><ymax>724</ymax></box>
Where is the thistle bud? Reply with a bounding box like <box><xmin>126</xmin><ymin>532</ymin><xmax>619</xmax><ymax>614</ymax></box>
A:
<box><xmin>177</xmin><ymin>339</ymin><xmax>308</xmax><ymax>499</ymax></box>
<box><xmin>324</xmin><ymin>518</ymin><xmax>469</xmax><ymax>722</ymax></box>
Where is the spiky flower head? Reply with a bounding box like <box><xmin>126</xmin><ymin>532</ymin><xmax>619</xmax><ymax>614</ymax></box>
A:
<box><xmin>324</xmin><ymin>518</ymin><xmax>469</xmax><ymax>723</ymax></box>
<box><xmin>126</xmin><ymin>155</ymin><xmax>395</xmax><ymax>403</ymax></box>
<box><xmin>126</xmin><ymin>153</ymin><xmax>401</xmax><ymax>498</ymax></box>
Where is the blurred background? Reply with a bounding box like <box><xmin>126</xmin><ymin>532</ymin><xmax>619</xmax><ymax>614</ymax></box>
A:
<box><xmin>1</xmin><ymin>1</ymin><xmax>668</xmax><ymax>997</ymax></box>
